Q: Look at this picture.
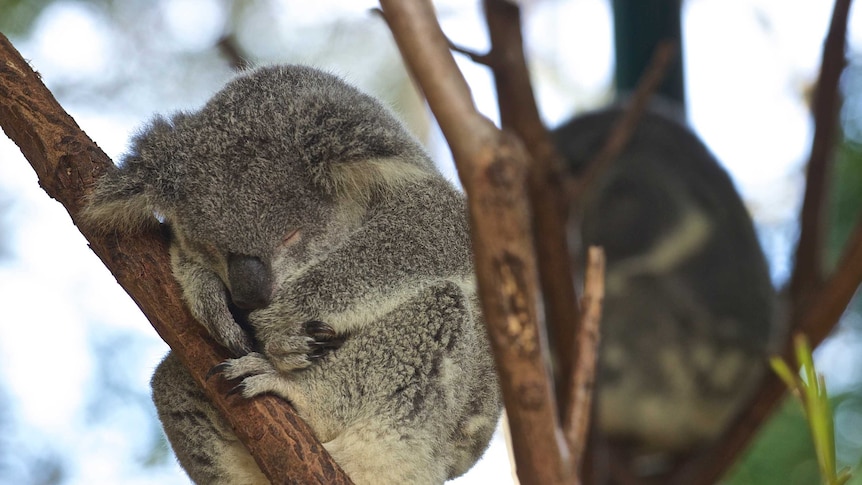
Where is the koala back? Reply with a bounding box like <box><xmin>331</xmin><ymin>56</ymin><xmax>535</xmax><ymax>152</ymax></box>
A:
<box><xmin>555</xmin><ymin>107</ymin><xmax>776</xmax><ymax>458</ymax></box>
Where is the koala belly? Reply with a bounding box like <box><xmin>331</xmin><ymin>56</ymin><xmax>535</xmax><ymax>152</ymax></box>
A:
<box><xmin>595</xmin><ymin>275</ymin><xmax>765</xmax><ymax>454</ymax></box>
<box><xmin>288</xmin><ymin>280</ymin><xmax>502</xmax><ymax>485</ymax></box>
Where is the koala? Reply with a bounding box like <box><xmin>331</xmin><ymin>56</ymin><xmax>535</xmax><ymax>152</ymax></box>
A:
<box><xmin>554</xmin><ymin>107</ymin><xmax>776</xmax><ymax>476</ymax></box>
<box><xmin>85</xmin><ymin>65</ymin><xmax>501</xmax><ymax>485</ymax></box>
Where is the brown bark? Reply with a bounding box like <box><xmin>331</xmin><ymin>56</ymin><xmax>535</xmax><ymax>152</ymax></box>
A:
<box><xmin>564</xmin><ymin>247</ymin><xmax>605</xmax><ymax>471</ymax></box>
<box><xmin>789</xmin><ymin>0</ymin><xmax>854</xmax><ymax>307</ymax></box>
<box><xmin>482</xmin><ymin>0</ymin><xmax>582</xmax><ymax>417</ymax></box>
<box><xmin>0</xmin><ymin>33</ymin><xmax>351</xmax><ymax>485</ymax></box>
<box><xmin>378</xmin><ymin>1</ymin><xmax>575</xmax><ymax>483</ymax></box>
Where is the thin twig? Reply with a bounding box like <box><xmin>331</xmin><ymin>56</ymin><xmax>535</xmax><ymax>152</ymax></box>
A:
<box><xmin>378</xmin><ymin>2</ymin><xmax>571</xmax><ymax>484</ymax></box>
<box><xmin>789</xmin><ymin>0</ymin><xmax>853</xmax><ymax>308</ymax></box>
<box><xmin>448</xmin><ymin>39</ymin><xmax>491</xmax><ymax>64</ymax></box>
<box><xmin>567</xmin><ymin>41</ymin><xmax>677</xmax><ymax>206</ymax></box>
<box><xmin>564</xmin><ymin>246</ymin><xmax>605</xmax><ymax>472</ymax></box>
<box><xmin>483</xmin><ymin>0</ymin><xmax>583</xmax><ymax>418</ymax></box>
<box><xmin>216</xmin><ymin>33</ymin><xmax>252</xmax><ymax>71</ymax></box>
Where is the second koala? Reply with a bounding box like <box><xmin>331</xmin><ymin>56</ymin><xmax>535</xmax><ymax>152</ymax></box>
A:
<box><xmin>86</xmin><ymin>65</ymin><xmax>501</xmax><ymax>485</ymax></box>
<box><xmin>555</xmin><ymin>107</ymin><xmax>776</xmax><ymax>477</ymax></box>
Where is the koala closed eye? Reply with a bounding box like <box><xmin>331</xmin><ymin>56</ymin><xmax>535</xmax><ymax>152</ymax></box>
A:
<box><xmin>282</xmin><ymin>228</ymin><xmax>301</xmax><ymax>246</ymax></box>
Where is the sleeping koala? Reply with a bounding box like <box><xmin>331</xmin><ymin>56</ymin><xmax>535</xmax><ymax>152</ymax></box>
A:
<box><xmin>85</xmin><ymin>65</ymin><xmax>501</xmax><ymax>485</ymax></box>
<box><xmin>555</xmin><ymin>107</ymin><xmax>776</xmax><ymax>477</ymax></box>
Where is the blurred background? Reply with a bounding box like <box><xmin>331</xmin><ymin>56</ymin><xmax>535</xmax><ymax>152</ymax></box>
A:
<box><xmin>1</xmin><ymin>0</ymin><xmax>861</xmax><ymax>483</ymax></box>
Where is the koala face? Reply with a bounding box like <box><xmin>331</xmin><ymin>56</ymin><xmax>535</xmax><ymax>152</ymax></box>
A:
<box><xmin>86</xmin><ymin>65</ymin><xmax>433</xmax><ymax>315</ymax></box>
<box><xmin>157</xmin><ymin>130</ymin><xmax>340</xmax><ymax>310</ymax></box>
<box><xmin>165</xmin><ymin>190</ymin><xmax>338</xmax><ymax>311</ymax></box>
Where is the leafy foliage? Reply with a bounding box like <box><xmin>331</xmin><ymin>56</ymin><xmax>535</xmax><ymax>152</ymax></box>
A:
<box><xmin>771</xmin><ymin>335</ymin><xmax>851</xmax><ymax>484</ymax></box>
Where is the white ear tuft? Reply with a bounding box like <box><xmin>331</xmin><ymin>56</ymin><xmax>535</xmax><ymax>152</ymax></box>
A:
<box><xmin>327</xmin><ymin>158</ymin><xmax>433</xmax><ymax>203</ymax></box>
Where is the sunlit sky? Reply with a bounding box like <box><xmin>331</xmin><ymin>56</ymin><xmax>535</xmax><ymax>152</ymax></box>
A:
<box><xmin>1</xmin><ymin>0</ymin><xmax>861</xmax><ymax>483</ymax></box>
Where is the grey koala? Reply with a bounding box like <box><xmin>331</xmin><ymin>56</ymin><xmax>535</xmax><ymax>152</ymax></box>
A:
<box><xmin>554</xmin><ymin>107</ymin><xmax>776</xmax><ymax>475</ymax></box>
<box><xmin>85</xmin><ymin>65</ymin><xmax>501</xmax><ymax>485</ymax></box>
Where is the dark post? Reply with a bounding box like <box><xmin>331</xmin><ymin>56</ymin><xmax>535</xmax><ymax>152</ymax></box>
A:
<box><xmin>612</xmin><ymin>0</ymin><xmax>686</xmax><ymax>110</ymax></box>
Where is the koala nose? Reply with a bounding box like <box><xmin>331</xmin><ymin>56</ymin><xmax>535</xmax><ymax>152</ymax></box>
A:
<box><xmin>227</xmin><ymin>253</ymin><xmax>273</xmax><ymax>310</ymax></box>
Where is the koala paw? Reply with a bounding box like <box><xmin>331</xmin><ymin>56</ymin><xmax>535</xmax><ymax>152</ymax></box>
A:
<box><xmin>217</xmin><ymin>323</ymin><xmax>256</xmax><ymax>357</ymax></box>
<box><xmin>213</xmin><ymin>352</ymin><xmax>274</xmax><ymax>379</ymax></box>
<box><xmin>261</xmin><ymin>320</ymin><xmax>343</xmax><ymax>373</ymax></box>
<box><xmin>209</xmin><ymin>353</ymin><xmax>280</xmax><ymax>399</ymax></box>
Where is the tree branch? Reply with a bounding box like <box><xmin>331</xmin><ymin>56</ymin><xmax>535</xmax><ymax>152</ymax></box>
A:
<box><xmin>564</xmin><ymin>246</ymin><xmax>604</xmax><ymax>472</ymax></box>
<box><xmin>689</xmin><ymin>0</ymin><xmax>856</xmax><ymax>482</ymax></box>
<box><xmin>378</xmin><ymin>2</ymin><xmax>574</xmax><ymax>483</ymax></box>
<box><xmin>789</xmin><ymin>0</ymin><xmax>853</xmax><ymax>307</ymax></box>
<box><xmin>0</xmin><ymin>33</ymin><xmax>351</xmax><ymax>485</ymax></box>
<box><xmin>482</xmin><ymin>0</ymin><xmax>583</xmax><ymax>420</ymax></box>
<box><xmin>567</xmin><ymin>41</ymin><xmax>677</xmax><ymax>204</ymax></box>
<box><xmin>686</xmin><ymin>216</ymin><xmax>862</xmax><ymax>485</ymax></box>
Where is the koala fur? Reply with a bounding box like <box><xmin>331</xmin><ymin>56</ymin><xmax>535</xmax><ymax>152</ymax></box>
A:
<box><xmin>554</xmin><ymin>107</ymin><xmax>776</xmax><ymax>470</ymax></box>
<box><xmin>85</xmin><ymin>65</ymin><xmax>501</xmax><ymax>485</ymax></box>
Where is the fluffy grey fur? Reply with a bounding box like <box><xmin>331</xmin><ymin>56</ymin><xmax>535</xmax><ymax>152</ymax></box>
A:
<box><xmin>85</xmin><ymin>65</ymin><xmax>501</xmax><ymax>485</ymax></box>
<box><xmin>555</xmin><ymin>108</ymin><xmax>776</xmax><ymax>464</ymax></box>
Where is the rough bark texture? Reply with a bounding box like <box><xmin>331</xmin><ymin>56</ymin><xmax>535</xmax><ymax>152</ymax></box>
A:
<box><xmin>0</xmin><ymin>33</ymin><xmax>352</xmax><ymax>485</ymax></box>
<box><xmin>379</xmin><ymin>1</ymin><xmax>575</xmax><ymax>483</ymax></box>
<box><xmin>482</xmin><ymin>0</ymin><xmax>582</xmax><ymax>417</ymax></box>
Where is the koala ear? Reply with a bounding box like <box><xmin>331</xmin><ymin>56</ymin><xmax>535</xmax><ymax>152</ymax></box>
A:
<box><xmin>82</xmin><ymin>162</ymin><xmax>165</xmax><ymax>233</ymax></box>
<box><xmin>82</xmin><ymin>116</ymin><xmax>179</xmax><ymax>233</ymax></box>
<box><xmin>323</xmin><ymin>158</ymin><xmax>433</xmax><ymax>203</ymax></box>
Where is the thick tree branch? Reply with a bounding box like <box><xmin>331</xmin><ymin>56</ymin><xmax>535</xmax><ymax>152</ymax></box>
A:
<box><xmin>378</xmin><ymin>2</ymin><xmax>573</xmax><ymax>484</ymax></box>
<box><xmin>0</xmin><ymin>33</ymin><xmax>351</xmax><ymax>485</ymax></box>
<box><xmin>482</xmin><ymin>0</ymin><xmax>583</xmax><ymax>419</ymax></box>
<box><xmin>789</xmin><ymin>0</ymin><xmax>853</xmax><ymax>307</ymax></box>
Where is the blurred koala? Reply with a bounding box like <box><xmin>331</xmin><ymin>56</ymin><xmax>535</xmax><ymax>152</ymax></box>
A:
<box><xmin>85</xmin><ymin>65</ymin><xmax>501</xmax><ymax>485</ymax></box>
<box><xmin>554</xmin><ymin>107</ymin><xmax>776</xmax><ymax>478</ymax></box>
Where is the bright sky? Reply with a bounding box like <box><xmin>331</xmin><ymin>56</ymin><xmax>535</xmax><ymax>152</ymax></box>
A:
<box><xmin>1</xmin><ymin>0</ymin><xmax>861</xmax><ymax>484</ymax></box>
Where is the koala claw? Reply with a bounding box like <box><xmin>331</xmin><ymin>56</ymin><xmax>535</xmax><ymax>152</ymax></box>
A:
<box><xmin>216</xmin><ymin>352</ymin><xmax>276</xmax><ymax>381</ymax></box>
<box><xmin>304</xmin><ymin>320</ymin><xmax>336</xmax><ymax>338</ymax></box>
<box><xmin>226</xmin><ymin>383</ymin><xmax>245</xmax><ymax>397</ymax></box>
<box><xmin>304</xmin><ymin>320</ymin><xmax>345</xmax><ymax>353</ymax></box>
<box><xmin>309</xmin><ymin>339</ymin><xmax>341</xmax><ymax>350</ymax></box>
<box><xmin>308</xmin><ymin>350</ymin><xmax>327</xmax><ymax>361</ymax></box>
<box><xmin>206</xmin><ymin>353</ymin><xmax>286</xmax><ymax>399</ymax></box>
<box><xmin>206</xmin><ymin>362</ymin><xmax>229</xmax><ymax>380</ymax></box>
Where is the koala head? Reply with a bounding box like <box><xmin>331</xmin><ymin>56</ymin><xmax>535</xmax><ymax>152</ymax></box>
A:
<box><xmin>85</xmin><ymin>65</ymin><xmax>433</xmax><ymax>310</ymax></box>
